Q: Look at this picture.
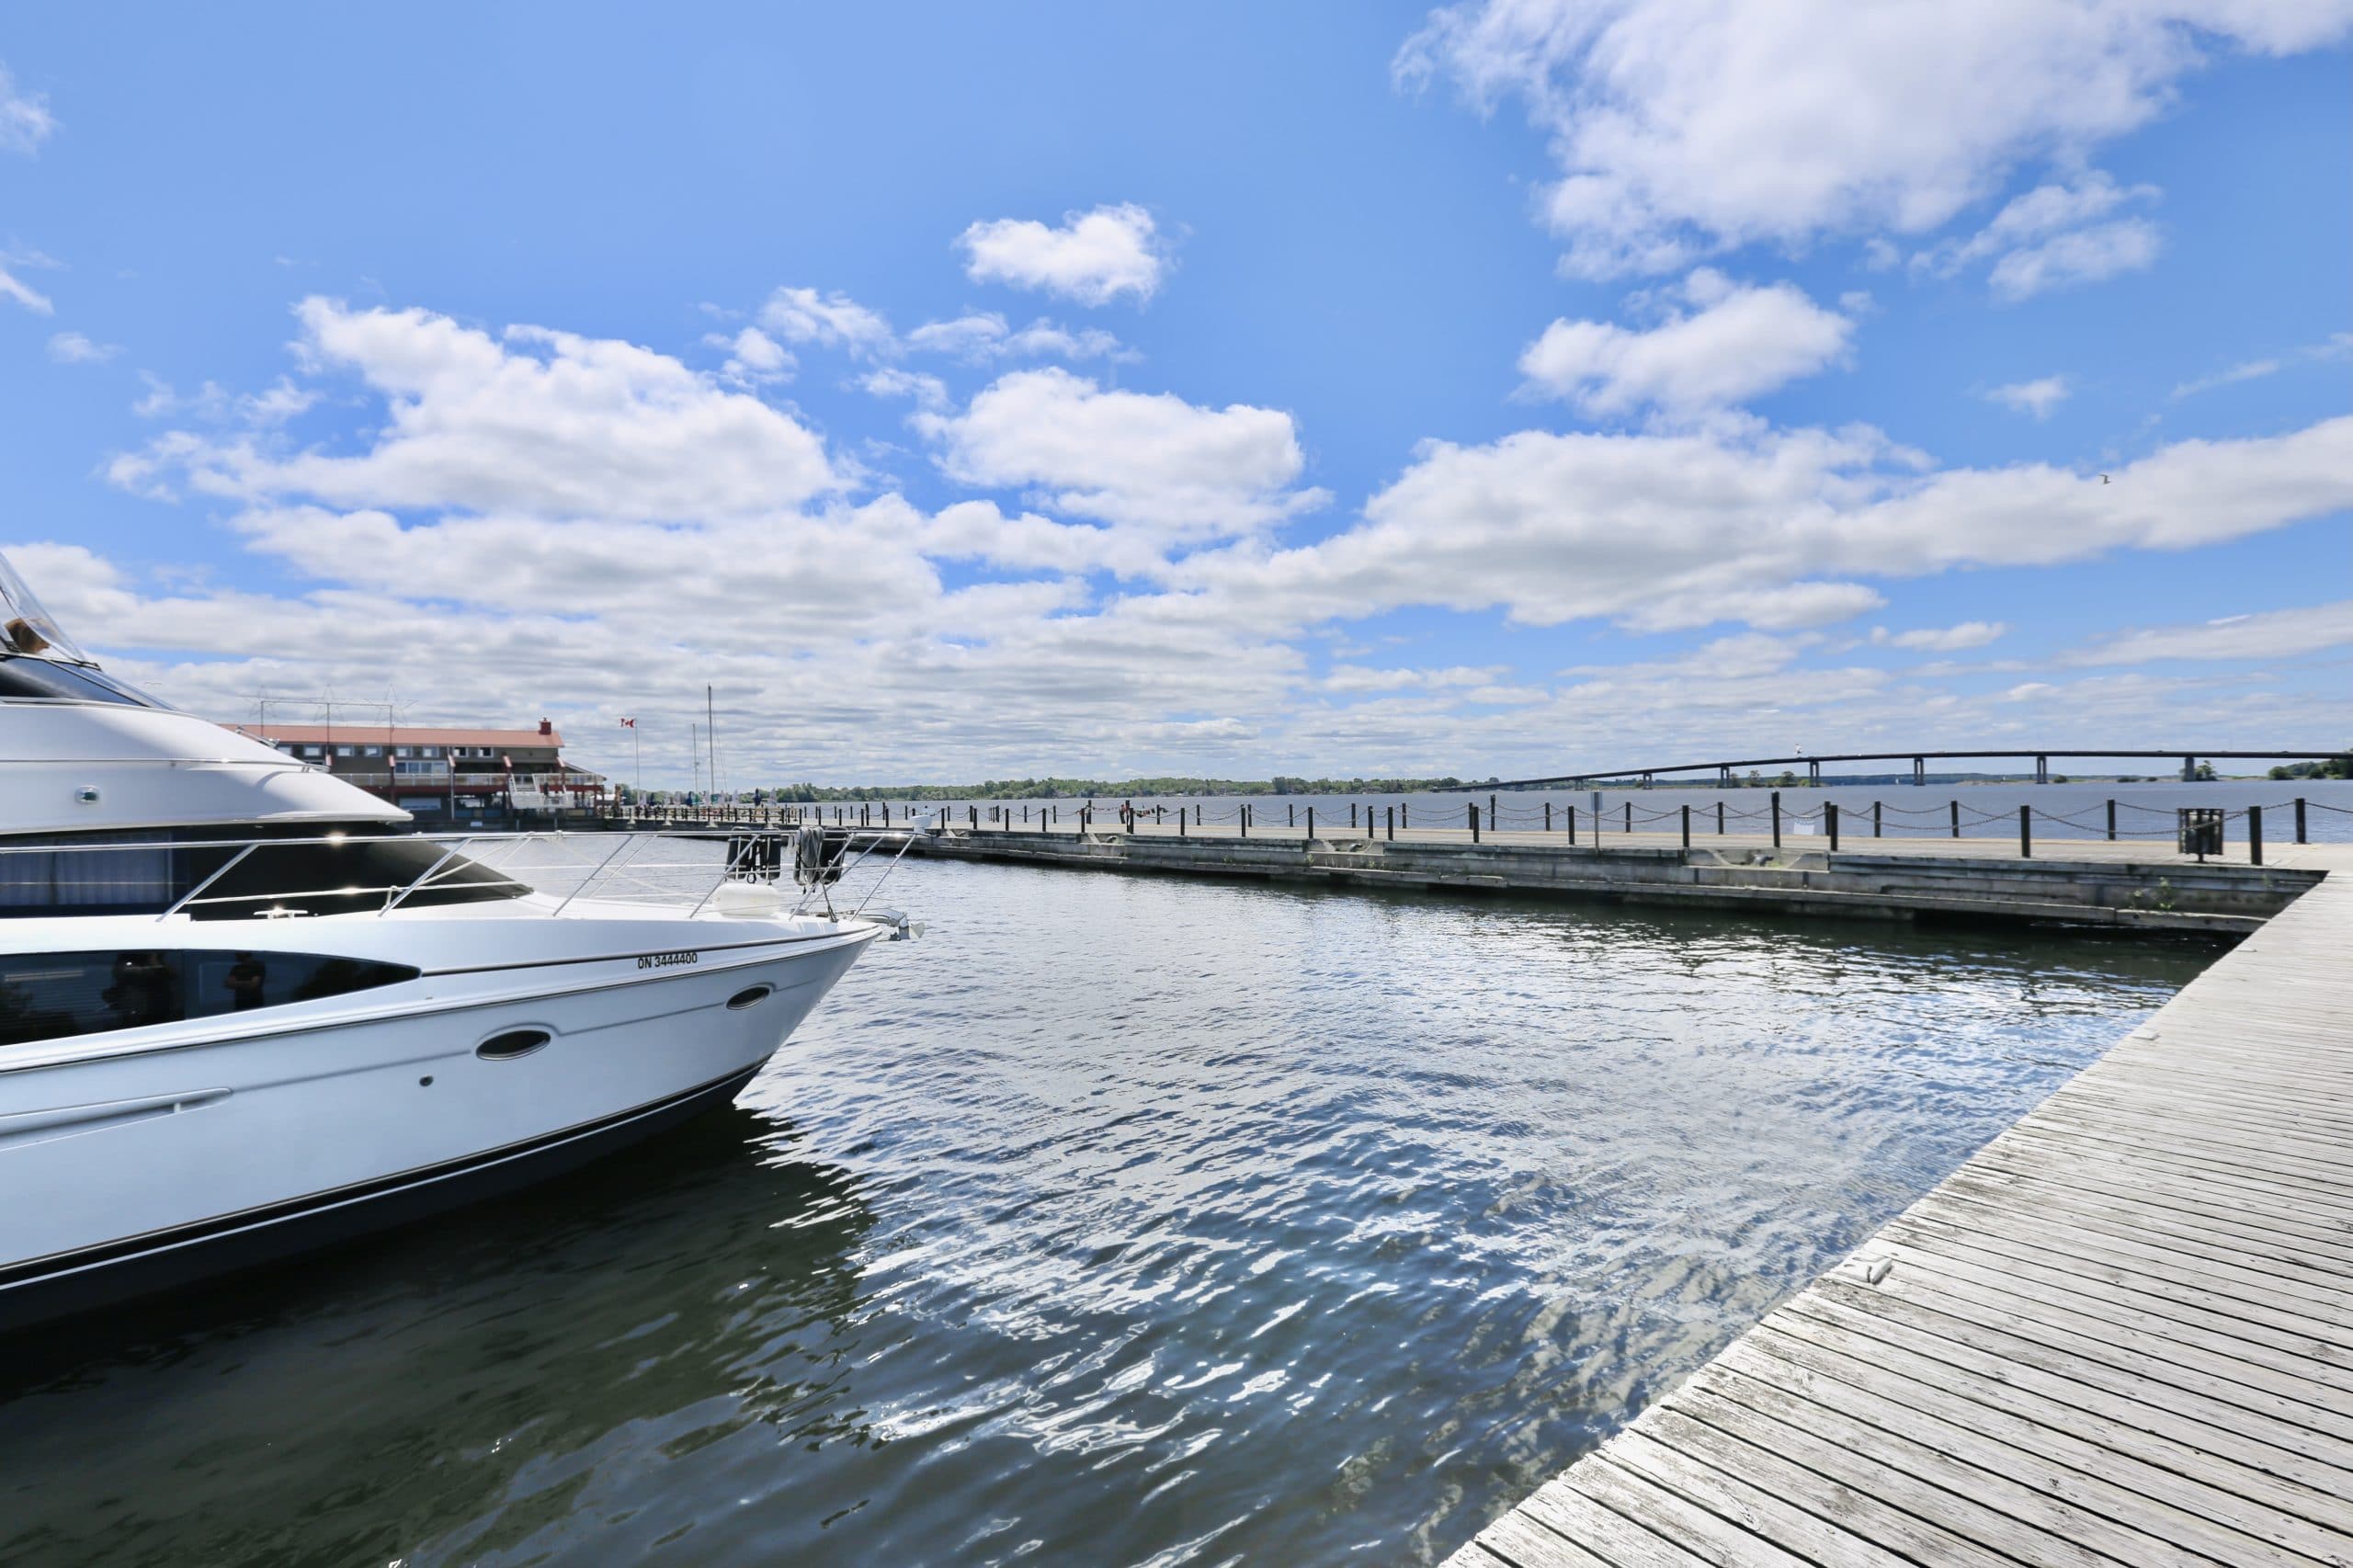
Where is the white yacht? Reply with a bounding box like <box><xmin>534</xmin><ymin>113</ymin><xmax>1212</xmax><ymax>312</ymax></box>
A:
<box><xmin>0</xmin><ymin>551</ymin><xmax>904</xmax><ymax>1329</ymax></box>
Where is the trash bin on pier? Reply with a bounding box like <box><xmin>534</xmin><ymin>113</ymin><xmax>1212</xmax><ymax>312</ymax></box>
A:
<box><xmin>2177</xmin><ymin>807</ymin><xmax>2223</xmax><ymax>861</ymax></box>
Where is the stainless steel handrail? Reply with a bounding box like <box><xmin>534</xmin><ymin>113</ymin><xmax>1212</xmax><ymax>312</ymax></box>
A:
<box><xmin>5</xmin><ymin>827</ymin><xmax>921</xmax><ymax>922</ymax></box>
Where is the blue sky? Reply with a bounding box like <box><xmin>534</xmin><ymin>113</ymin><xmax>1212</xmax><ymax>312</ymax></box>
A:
<box><xmin>4</xmin><ymin>3</ymin><xmax>2347</xmax><ymax>785</ymax></box>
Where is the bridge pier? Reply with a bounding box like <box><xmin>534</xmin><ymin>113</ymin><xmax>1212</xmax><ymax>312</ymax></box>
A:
<box><xmin>2035</xmin><ymin>754</ymin><xmax>2050</xmax><ymax>785</ymax></box>
<box><xmin>1807</xmin><ymin>759</ymin><xmax>1821</xmax><ymax>786</ymax></box>
<box><xmin>1719</xmin><ymin>766</ymin><xmax>1733</xmax><ymax>788</ymax></box>
<box><xmin>1912</xmin><ymin>756</ymin><xmax>1925</xmax><ymax>786</ymax></box>
<box><xmin>1640</xmin><ymin>771</ymin><xmax>1653</xmax><ymax>789</ymax></box>
<box><xmin>2182</xmin><ymin>755</ymin><xmax>2197</xmax><ymax>781</ymax></box>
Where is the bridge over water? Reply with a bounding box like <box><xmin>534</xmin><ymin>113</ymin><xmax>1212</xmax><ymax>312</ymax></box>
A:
<box><xmin>1495</xmin><ymin>747</ymin><xmax>2352</xmax><ymax>789</ymax></box>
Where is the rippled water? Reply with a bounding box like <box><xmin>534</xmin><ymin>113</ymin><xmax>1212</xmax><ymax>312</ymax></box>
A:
<box><xmin>0</xmin><ymin>860</ymin><xmax>2217</xmax><ymax>1566</ymax></box>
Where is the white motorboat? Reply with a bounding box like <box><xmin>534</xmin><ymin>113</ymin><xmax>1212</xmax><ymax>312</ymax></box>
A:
<box><xmin>0</xmin><ymin>551</ymin><xmax>909</xmax><ymax>1329</ymax></box>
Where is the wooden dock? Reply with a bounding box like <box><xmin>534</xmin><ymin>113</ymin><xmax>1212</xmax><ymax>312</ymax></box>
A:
<box><xmin>1445</xmin><ymin>846</ymin><xmax>2353</xmax><ymax>1568</ymax></box>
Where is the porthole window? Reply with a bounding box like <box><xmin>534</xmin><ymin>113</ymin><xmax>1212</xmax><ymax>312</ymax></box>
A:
<box><xmin>726</xmin><ymin>984</ymin><xmax>773</xmax><ymax>1010</ymax></box>
<box><xmin>476</xmin><ymin>1028</ymin><xmax>551</xmax><ymax>1061</ymax></box>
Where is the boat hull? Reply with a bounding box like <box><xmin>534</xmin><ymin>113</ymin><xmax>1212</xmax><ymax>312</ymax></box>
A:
<box><xmin>0</xmin><ymin>922</ymin><xmax>878</xmax><ymax>1330</ymax></box>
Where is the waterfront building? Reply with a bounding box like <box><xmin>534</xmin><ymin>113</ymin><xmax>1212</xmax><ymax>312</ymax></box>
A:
<box><xmin>228</xmin><ymin>719</ymin><xmax>607</xmax><ymax>824</ymax></box>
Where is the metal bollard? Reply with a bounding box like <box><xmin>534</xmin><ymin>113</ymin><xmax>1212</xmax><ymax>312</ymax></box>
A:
<box><xmin>1771</xmin><ymin>790</ymin><xmax>1782</xmax><ymax>847</ymax></box>
<box><xmin>1949</xmin><ymin>801</ymin><xmax>1960</xmax><ymax>839</ymax></box>
<box><xmin>1681</xmin><ymin>804</ymin><xmax>1690</xmax><ymax>848</ymax></box>
<box><xmin>1826</xmin><ymin>802</ymin><xmax>1839</xmax><ymax>852</ymax></box>
<box><xmin>2106</xmin><ymin>799</ymin><xmax>2116</xmax><ymax>841</ymax></box>
<box><xmin>1386</xmin><ymin>805</ymin><xmax>1395</xmax><ymax>842</ymax></box>
<box><xmin>1469</xmin><ymin>802</ymin><xmax>1481</xmax><ymax>843</ymax></box>
<box><xmin>2249</xmin><ymin>805</ymin><xmax>2264</xmax><ymax>866</ymax></box>
<box><xmin>2019</xmin><ymin>805</ymin><xmax>2032</xmax><ymax>858</ymax></box>
<box><xmin>2296</xmin><ymin>798</ymin><xmax>2307</xmax><ymax>845</ymax></box>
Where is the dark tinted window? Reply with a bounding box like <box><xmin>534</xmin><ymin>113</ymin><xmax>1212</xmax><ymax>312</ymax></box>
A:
<box><xmin>0</xmin><ymin>656</ymin><xmax>167</xmax><ymax>707</ymax></box>
<box><xmin>0</xmin><ymin>833</ymin><xmax>528</xmax><ymax>918</ymax></box>
<box><xmin>0</xmin><ymin>949</ymin><xmax>421</xmax><ymax>1046</ymax></box>
<box><xmin>188</xmin><ymin>836</ymin><xmax>525</xmax><ymax>918</ymax></box>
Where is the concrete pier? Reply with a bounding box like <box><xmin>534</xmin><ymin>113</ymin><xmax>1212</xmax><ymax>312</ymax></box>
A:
<box><xmin>901</xmin><ymin>821</ymin><xmax>2324</xmax><ymax>934</ymax></box>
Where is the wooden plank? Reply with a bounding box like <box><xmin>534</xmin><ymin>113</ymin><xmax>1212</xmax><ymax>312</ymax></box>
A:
<box><xmin>1561</xmin><ymin>1458</ymin><xmax>1817</xmax><ymax>1568</ymax></box>
<box><xmin>1885</xmin><ymin>1212</ymin><xmax>2353</xmax><ymax>1359</ymax></box>
<box><xmin>1516</xmin><ymin>1477</ymin><xmax>1716</xmax><ymax>1566</ymax></box>
<box><xmin>1876</xmin><ymin>1229</ymin><xmax>2353</xmax><ymax>1397</ymax></box>
<box><xmin>1634</xmin><ymin>1398</ymin><xmax>2050</xmax><ymax>1568</ymax></box>
<box><xmin>1761</xmin><ymin>1297</ymin><xmax>2353</xmax><ymax>1538</ymax></box>
<box><xmin>1793</xmin><ymin>1278</ymin><xmax>2353</xmax><ymax>1486</ymax></box>
<box><xmin>1732</xmin><ymin>1326</ymin><xmax>2329</xmax><ymax>1564</ymax></box>
<box><xmin>1682</xmin><ymin>1362</ymin><xmax>2208</xmax><ymax>1568</ymax></box>
<box><xmin>1467</xmin><ymin>1509</ymin><xmax>1616</xmax><ymax>1568</ymax></box>
<box><xmin>1598</xmin><ymin>1428</ymin><xmax>1922</xmax><ymax>1567</ymax></box>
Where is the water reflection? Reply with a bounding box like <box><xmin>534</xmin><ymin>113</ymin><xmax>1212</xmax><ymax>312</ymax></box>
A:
<box><xmin>0</xmin><ymin>1108</ymin><xmax>877</xmax><ymax>1567</ymax></box>
<box><xmin>0</xmin><ymin>861</ymin><xmax>2217</xmax><ymax>1566</ymax></box>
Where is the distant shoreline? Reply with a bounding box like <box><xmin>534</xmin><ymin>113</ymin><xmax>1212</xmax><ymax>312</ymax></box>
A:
<box><xmin>656</xmin><ymin>770</ymin><xmax>2334</xmax><ymax>803</ymax></box>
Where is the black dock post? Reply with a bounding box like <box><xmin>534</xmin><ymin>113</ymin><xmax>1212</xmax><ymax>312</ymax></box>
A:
<box><xmin>2019</xmin><ymin>806</ymin><xmax>2032</xmax><ymax>858</ymax></box>
<box><xmin>1949</xmin><ymin>801</ymin><xmax>1960</xmax><ymax>839</ymax></box>
<box><xmin>1872</xmin><ymin>801</ymin><xmax>1882</xmax><ymax>838</ymax></box>
<box><xmin>1386</xmin><ymin>805</ymin><xmax>1395</xmax><ymax>841</ymax></box>
<box><xmin>1826</xmin><ymin>802</ymin><xmax>1839</xmax><ymax>852</ymax></box>
<box><xmin>1350</xmin><ymin>803</ymin><xmax>1358</xmax><ymax>828</ymax></box>
<box><xmin>1306</xmin><ymin>806</ymin><xmax>1314</xmax><ymax>838</ymax></box>
<box><xmin>2296</xmin><ymin>798</ymin><xmax>2307</xmax><ymax>844</ymax></box>
<box><xmin>1469</xmin><ymin>803</ymin><xmax>1480</xmax><ymax>843</ymax></box>
<box><xmin>1623</xmin><ymin>802</ymin><xmax>1631</xmax><ymax>834</ymax></box>
<box><xmin>2107</xmin><ymin>799</ymin><xmax>2116</xmax><ymax>841</ymax></box>
<box><xmin>1401</xmin><ymin>801</ymin><xmax>1410</xmax><ymax>829</ymax></box>
<box><xmin>2250</xmin><ymin>805</ymin><xmax>2264</xmax><ymax>866</ymax></box>
<box><xmin>1545</xmin><ymin>801</ymin><xmax>1552</xmax><ymax>832</ymax></box>
<box><xmin>1717</xmin><ymin>801</ymin><xmax>1724</xmax><ymax>835</ymax></box>
<box><xmin>1681</xmin><ymin>804</ymin><xmax>1690</xmax><ymax>848</ymax></box>
<box><xmin>1771</xmin><ymin>790</ymin><xmax>1782</xmax><ymax>847</ymax></box>
<box><xmin>1241</xmin><ymin>804</ymin><xmax>1249</xmax><ymax>838</ymax></box>
<box><xmin>1566</xmin><ymin>804</ymin><xmax>1576</xmax><ymax>842</ymax></box>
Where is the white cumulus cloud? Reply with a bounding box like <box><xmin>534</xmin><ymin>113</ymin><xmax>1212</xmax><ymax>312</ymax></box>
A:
<box><xmin>2069</xmin><ymin>600</ymin><xmax>2353</xmax><ymax>665</ymax></box>
<box><xmin>1395</xmin><ymin>0</ymin><xmax>2350</xmax><ymax>277</ymax></box>
<box><xmin>957</xmin><ymin>203</ymin><xmax>1168</xmax><ymax>306</ymax></box>
<box><xmin>756</xmin><ymin>285</ymin><xmax>896</xmax><ymax>358</ymax></box>
<box><xmin>47</xmin><ymin>330</ymin><xmax>119</xmax><ymax>363</ymax></box>
<box><xmin>1518</xmin><ymin>269</ymin><xmax>1852</xmax><ymax>415</ymax></box>
<box><xmin>1871</xmin><ymin>620</ymin><xmax>2008</xmax><ymax>652</ymax></box>
<box><xmin>0</xmin><ymin>62</ymin><xmax>55</xmax><ymax>155</ymax></box>
<box><xmin>1178</xmin><ymin>415</ymin><xmax>2353</xmax><ymax>636</ymax></box>
<box><xmin>1985</xmin><ymin>376</ymin><xmax>2071</xmax><ymax>417</ymax></box>
<box><xmin>906</xmin><ymin>312</ymin><xmax>1129</xmax><ymax>363</ymax></box>
<box><xmin>113</xmin><ymin>298</ymin><xmax>841</xmax><ymax>519</ymax></box>
<box><xmin>919</xmin><ymin>367</ymin><xmax>1324</xmax><ymax>540</ymax></box>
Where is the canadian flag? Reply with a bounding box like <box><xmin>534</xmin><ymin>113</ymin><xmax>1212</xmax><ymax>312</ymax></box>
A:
<box><xmin>620</xmin><ymin>717</ymin><xmax>636</xmax><ymax>728</ymax></box>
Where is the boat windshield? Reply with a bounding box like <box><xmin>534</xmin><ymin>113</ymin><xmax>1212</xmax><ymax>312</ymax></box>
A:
<box><xmin>0</xmin><ymin>550</ymin><xmax>95</xmax><ymax>665</ymax></box>
<box><xmin>0</xmin><ymin>655</ymin><xmax>170</xmax><ymax>708</ymax></box>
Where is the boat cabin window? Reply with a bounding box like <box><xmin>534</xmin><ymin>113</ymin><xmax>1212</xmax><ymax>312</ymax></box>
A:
<box><xmin>0</xmin><ymin>949</ymin><xmax>422</xmax><ymax>1046</ymax></box>
<box><xmin>0</xmin><ymin>655</ymin><xmax>169</xmax><ymax>708</ymax></box>
<box><xmin>0</xmin><ymin>834</ymin><xmax>529</xmax><ymax>918</ymax></box>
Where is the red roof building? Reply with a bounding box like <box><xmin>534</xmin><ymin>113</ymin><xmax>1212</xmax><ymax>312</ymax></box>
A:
<box><xmin>228</xmin><ymin>719</ymin><xmax>603</xmax><ymax>820</ymax></box>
